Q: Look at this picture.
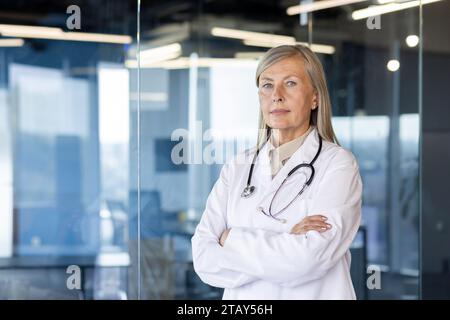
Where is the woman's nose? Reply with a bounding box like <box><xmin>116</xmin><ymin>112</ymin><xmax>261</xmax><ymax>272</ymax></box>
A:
<box><xmin>271</xmin><ymin>86</ymin><xmax>284</xmax><ymax>103</ymax></box>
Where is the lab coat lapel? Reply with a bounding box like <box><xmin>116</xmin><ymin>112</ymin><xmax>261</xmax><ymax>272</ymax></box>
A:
<box><xmin>256</xmin><ymin>128</ymin><xmax>320</xmax><ymax>207</ymax></box>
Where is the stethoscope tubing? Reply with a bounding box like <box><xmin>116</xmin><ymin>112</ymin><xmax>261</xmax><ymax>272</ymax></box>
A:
<box><xmin>242</xmin><ymin>131</ymin><xmax>323</xmax><ymax>221</ymax></box>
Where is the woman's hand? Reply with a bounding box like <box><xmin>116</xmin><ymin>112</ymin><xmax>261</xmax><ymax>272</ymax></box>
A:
<box><xmin>290</xmin><ymin>215</ymin><xmax>331</xmax><ymax>235</ymax></box>
<box><xmin>219</xmin><ymin>229</ymin><xmax>231</xmax><ymax>246</ymax></box>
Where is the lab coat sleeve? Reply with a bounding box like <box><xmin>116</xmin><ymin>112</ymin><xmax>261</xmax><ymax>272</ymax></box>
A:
<box><xmin>191</xmin><ymin>162</ymin><xmax>258</xmax><ymax>289</ymax></box>
<box><xmin>218</xmin><ymin>148</ymin><xmax>362</xmax><ymax>287</ymax></box>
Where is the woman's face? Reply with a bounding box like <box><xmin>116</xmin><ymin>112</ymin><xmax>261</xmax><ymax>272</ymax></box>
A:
<box><xmin>258</xmin><ymin>55</ymin><xmax>317</xmax><ymax>135</ymax></box>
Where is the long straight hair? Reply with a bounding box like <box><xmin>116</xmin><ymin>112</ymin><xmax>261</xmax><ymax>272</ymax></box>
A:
<box><xmin>255</xmin><ymin>44</ymin><xmax>339</xmax><ymax>148</ymax></box>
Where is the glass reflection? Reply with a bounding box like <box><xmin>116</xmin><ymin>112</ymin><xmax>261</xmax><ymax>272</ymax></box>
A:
<box><xmin>0</xmin><ymin>0</ymin><xmax>135</xmax><ymax>299</ymax></box>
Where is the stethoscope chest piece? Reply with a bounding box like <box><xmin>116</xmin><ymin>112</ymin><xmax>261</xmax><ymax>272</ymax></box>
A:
<box><xmin>241</xmin><ymin>185</ymin><xmax>255</xmax><ymax>198</ymax></box>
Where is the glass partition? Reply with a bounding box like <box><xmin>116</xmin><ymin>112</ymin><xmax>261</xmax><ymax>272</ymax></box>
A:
<box><xmin>135</xmin><ymin>0</ymin><xmax>423</xmax><ymax>300</ymax></box>
<box><xmin>0</xmin><ymin>0</ymin><xmax>440</xmax><ymax>300</ymax></box>
<box><xmin>0</xmin><ymin>0</ymin><xmax>137</xmax><ymax>299</ymax></box>
<box><xmin>421</xmin><ymin>0</ymin><xmax>450</xmax><ymax>299</ymax></box>
<box><xmin>310</xmin><ymin>2</ymin><xmax>422</xmax><ymax>299</ymax></box>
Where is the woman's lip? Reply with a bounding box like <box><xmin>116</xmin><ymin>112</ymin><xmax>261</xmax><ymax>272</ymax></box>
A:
<box><xmin>270</xmin><ymin>109</ymin><xmax>290</xmax><ymax>114</ymax></box>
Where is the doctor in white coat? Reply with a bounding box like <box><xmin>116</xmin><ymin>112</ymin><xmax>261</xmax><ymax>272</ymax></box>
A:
<box><xmin>191</xmin><ymin>44</ymin><xmax>363</xmax><ymax>300</ymax></box>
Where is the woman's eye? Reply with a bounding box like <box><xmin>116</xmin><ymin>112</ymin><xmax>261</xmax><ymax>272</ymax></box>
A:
<box><xmin>262</xmin><ymin>83</ymin><xmax>273</xmax><ymax>89</ymax></box>
<box><xmin>286</xmin><ymin>81</ymin><xmax>297</xmax><ymax>86</ymax></box>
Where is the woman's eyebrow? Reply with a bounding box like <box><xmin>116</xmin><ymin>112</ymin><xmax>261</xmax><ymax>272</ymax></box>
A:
<box><xmin>260</xmin><ymin>75</ymin><xmax>301</xmax><ymax>82</ymax></box>
<box><xmin>283</xmin><ymin>74</ymin><xmax>301</xmax><ymax>80</ymax></box>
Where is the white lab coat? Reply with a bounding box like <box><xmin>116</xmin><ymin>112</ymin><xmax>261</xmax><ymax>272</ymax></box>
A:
<box><xmin>191</xmin><ymin>128</ymin><xmax>362</xmax><ymax>300</ymax></box>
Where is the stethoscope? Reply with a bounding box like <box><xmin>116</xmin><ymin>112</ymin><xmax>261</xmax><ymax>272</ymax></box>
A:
<box><xmin>241</xmin><ymin>131</ymin><xmax>323</xmax><ymax>223</ymax></box>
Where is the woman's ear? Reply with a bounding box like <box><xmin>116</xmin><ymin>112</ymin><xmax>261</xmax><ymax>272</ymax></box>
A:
<box><xmin>312</xmin><ymin>92</ymin><xmax>318</xmax><ymax>110</ymax></box>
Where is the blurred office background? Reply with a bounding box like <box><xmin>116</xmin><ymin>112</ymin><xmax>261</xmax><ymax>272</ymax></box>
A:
<box><xmin>0</xmin><ymin>0</ymin><xmax>448</xmax><ymax>299</ymax></box>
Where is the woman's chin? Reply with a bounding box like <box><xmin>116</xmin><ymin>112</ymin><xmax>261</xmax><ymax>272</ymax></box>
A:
<box><xmin>268</xmin><ymin>122</ymin><xmax>291</xmax><ymax>130</ymax></box>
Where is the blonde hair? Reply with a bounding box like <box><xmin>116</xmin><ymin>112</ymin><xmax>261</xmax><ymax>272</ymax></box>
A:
<box><xmin>255</xmin><ymin>44</ymin><xmax>339</xmax><ymax>147</ymax></box>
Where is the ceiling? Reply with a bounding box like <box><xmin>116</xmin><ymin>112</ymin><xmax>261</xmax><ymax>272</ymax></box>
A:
<box><xmin>0</xmin><ymin>0</ymin><xmax>448</xmax><ymax>55</ymax></box>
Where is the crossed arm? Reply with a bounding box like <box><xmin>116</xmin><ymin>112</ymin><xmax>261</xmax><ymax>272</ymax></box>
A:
<box><xmin>219</xmin><ymin>214</ymin><xmax>332</xmax><ymax>246</ymax></box>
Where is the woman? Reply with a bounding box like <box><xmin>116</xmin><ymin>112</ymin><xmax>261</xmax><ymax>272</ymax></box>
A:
<box><xmin>191</xmin><ymin>44</ymin><xmax>363</xmax><ymax>300</ymax></box>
